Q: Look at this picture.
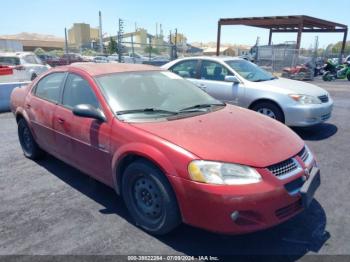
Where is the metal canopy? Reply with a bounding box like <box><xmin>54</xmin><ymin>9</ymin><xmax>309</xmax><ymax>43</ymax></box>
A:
<box><xmin>216</xmin><ymin>15</ymin><xmax>348</xmax><ymax>57</ymax></box>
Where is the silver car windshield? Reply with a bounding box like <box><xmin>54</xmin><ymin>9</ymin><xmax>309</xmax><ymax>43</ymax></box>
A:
<box><xmin>95</xmin><ymin>71</ymin><xmax>224</xmax><ymax>120</ymax></box>
<box><xmin>226</xmin><ymin>60</ymin><xmax>276</xmax><ymax>82</ymax></box>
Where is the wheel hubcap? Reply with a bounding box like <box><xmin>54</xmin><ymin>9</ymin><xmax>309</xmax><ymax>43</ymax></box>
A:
<box><xmin>257</xmin><ymin>108</ymin><xmax>276</xmax><ymax>119</ymax></box>
<box><xmin>133</xmin><ymin>177</ymin><xmax>162</xmax><ymax>219</ymax></box>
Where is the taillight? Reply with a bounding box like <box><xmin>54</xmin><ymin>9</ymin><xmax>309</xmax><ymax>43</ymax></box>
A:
<box><xmin>0</xmin><ymin>65</ymin><xmax>13</xmax><ymax>76</ymax></box>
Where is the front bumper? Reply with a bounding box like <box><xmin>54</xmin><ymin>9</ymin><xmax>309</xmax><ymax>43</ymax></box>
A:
<box><xmin>284</xmin><ymin>99</ymin><xmax>333</xmax><ymax>127</ymax></box>
<box><xmin>169</xmin><ymin>163</ymin><xmax>318</xmax><ymax>235</ymax></box>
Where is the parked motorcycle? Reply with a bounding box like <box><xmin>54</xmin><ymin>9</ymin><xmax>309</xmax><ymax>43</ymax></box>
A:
<box><xmin>282</xmin><ymin>63</ymin><xmax>314</xmax><ymax>81</ymax></box>
<box><xmin>322</xmin><ymin>59</ymin><xmax>350</xmax><ymax>81</ymax></box>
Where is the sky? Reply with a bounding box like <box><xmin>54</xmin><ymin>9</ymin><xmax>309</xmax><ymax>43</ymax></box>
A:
<box><xmin>1</xmin><ymin>0</ymin><xmax>349</xmax><ymax>48</ymax></box>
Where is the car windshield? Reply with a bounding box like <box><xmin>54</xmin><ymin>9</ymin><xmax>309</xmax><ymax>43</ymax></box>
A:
<box><xmin>95</xmin><ymin>71</ymin><xmax>224</xmax><ymax>121</ymax></box>
<box><xmin>225</xmin><ymin>60</ymin><xmax>276</xmax><ymax>82</ymax></box>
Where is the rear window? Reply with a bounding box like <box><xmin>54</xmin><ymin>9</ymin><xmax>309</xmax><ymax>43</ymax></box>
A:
<box><xmin>0</xmin><ymin>56</ymin><xmax>20</xmax><ymax>66</ymax></box>
<box><xmin>23</xmin><ymin>55</ymin><xmax>42</xmax><ymax>65</ymax></box>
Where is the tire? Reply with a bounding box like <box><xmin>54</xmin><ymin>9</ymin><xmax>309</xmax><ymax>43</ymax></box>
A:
<box><xmin>281</xmin><ymin>72</ymin><xmax>290</xmax><ymax>78</ymax></box>
<box><xmin>322</xmin><ymin>72</ymin><xmax>332</xmax><ymax>81</ymax></box>
<box><xmin>31</xmin><ymin>73</ymin><xmax>37</xmax><ymax>81</ymax></box>
<box><xmin>347</xmin><ymin>74</ymin><xmax>350</xmax><ymax>81</ymax></box>
<box><xmin>121</xmin><ymin>159</ymin><xmax>181</xmax><ymax>235</ymax></box>
<box><xmin>18</xmin><ymin>119</ymin><xmax>44</xmax><ymax>159</ymax></box>
<box><xmin>251</xmin><ymin>101</ymin><xmax>284</xmax><ymax>123</ymax></box>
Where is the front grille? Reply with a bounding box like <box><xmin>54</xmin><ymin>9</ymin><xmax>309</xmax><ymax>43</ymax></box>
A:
<box><xmin>275</xmin><ymin>200</ymin><xmax>302</xmax><ymax>220</ymax></box>
<box><xmin>298</xmin><ymin>147</ymin><xmax>309</xmax><ymax>163</ymax></box>
<box><xmin>318</xmin><ymin>95</ymin><xmax>329</xmax><ymax>103</ymax></box>
<box><xmin>267</xmin><ymin>158</ymin><xmax>298</xmax><ymax>178</ymax></box>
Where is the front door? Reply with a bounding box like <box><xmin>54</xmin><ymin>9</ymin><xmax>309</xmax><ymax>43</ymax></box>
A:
<box><xmin>195</xmin><ymin>60</ymin><xmax>242</xmax><ymax>105</ymax></box>
<box><xmin>55</xmin><ymin>73</ymin><xmax>112</xmax><ymax>183</ymax></box>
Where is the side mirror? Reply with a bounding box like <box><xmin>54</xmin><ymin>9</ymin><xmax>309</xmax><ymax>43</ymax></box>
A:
<box><xmin>225</xmin><ymin>75</ymin><xmax>240</xmax><ymax>84</ymax></box>
<box><xmin>73</xmin><ymin>104</ymin><xmax>106</xmax><ymax>122</ymax></box>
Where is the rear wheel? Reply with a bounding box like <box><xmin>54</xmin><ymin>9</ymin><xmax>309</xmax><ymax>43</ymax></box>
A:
<box><xmin>18</xmin><ymin>119</ymin><xmax>44</xmax><ymax>159</ymax></box>
<box><xmin>121</xmin><ymin>160</ymin><xmax>181</xmax><ymax>235</ymax></box>
<box><xmin>31</xmin><ymin>73</ymin><xmax>37</xmax><ymax>81</ymax></box>
<box><xmin>347</xmin><ymin>73</ymin><xmax>350</xmax><ymax>81</ymax></box>
<box><xmin>251</xmin><ymin>102</ymin><xmax>284</xmax><ymax>123</ymax></box>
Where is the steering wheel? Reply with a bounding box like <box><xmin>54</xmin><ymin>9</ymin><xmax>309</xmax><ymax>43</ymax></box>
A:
<box><xmin>246</xmin><ymin>72</ymin><xmax>255</xmax><ymax>80</ymax></box>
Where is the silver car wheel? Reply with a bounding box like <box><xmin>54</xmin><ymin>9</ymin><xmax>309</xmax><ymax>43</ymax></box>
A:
<box><xmin>257</xmin><ymin>108</ymin><xmax>276</xmax><ymax>119</ymax></box>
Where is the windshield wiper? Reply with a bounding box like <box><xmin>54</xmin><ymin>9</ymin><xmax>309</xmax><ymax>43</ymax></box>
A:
<box><xmin>179</xmin><ymin>103</ymin><xmax>225</xmax><ymax>112</ymax></box>
<box><xmin>116</xmin><ymin>108</ymin><xmax>178</xmax><ymax>115</ymax></box>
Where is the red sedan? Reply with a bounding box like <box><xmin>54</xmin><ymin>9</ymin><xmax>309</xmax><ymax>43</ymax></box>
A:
<box><xmin>10</xmin><ymin>63</ymin><xmax>320</xmax><ymax>235</ymax></box>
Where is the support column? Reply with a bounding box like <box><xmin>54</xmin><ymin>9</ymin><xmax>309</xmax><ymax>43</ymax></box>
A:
<box><xmin>340</xmin><ymin>28</ymin><xmax>348</xmax><ymax>60</ymax></box>
<box><xmin>296</xmin><ymin>23</ymin><xmax>303</xmax><ymax>50</ymax></box>
<box><xmin>216</xmin><ymin>21</ymin><xmax>221</xmax><ymax>56</ymax></box>
<box><xmin>268</xmin><ymin>29</ymin><xmax>273</xmax><ymax>45</ymax></box>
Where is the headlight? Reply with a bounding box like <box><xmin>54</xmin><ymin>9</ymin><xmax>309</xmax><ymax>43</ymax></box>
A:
<box><xmin>188</xmin><ymin>160</ymin><xmax>262</xmax><ymax>185</ymax></box>
<box><xmin>289</xmin><ymin>94</ymin><xmax>322</xmax><ymax>104</ymax></box>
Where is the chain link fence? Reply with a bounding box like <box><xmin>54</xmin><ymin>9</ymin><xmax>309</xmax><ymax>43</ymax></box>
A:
<box><xmin>251</xmin><ymin>44</ymin><xmax>347</xmax><ymax>80</ymax></box>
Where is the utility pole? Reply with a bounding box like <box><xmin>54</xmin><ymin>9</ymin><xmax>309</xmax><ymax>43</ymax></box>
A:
<box><xmin>99</xmin><ymin>11</ymin><xmax>104</xmax><ymax>54</ymax></box>
<box><xmin>118</xmin><ymin>18</ymin><xmax>124</xmax><ymax>62</ymax></box>
<box><xmin>168</xmin><ymin>30</ymin><xmax>173</xmax><ymax>59</ymax></box>
<box><xmin>174</xmin><ymin>28</ymin><xmax>178</xmax><ymax>59</ymax></box>
<box><xmin>131</xmin><ymin>34</ymin><xmax>135</xmax><ymax>63</ymax></box>
<box><xmin>148</xmin><ymin>36</ymin><xmax>152</xmax><ymax>61</ymax></box>
<box><xmin>64</xmin><ymin>27</ymin><xmax>68</xmax><ymax>55</ymax></box>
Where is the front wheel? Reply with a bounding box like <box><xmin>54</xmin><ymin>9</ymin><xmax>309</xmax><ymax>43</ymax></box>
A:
<box><xmin>18</xmin><ymin>119</ymin><xmax>44</xmax><ymax>159</ymax></box>
<box><xmin>122</xmin><ymin>160</ymin><xmax>181</xmax><ymax>235</ymax></box>
<box><xmin>251</xmin><ymin>102</ymin><xmax>284</xmax><ymax>123</ymax></box>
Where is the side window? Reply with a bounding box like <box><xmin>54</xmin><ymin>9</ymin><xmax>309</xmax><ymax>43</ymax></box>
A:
<box><xmin>34</xmin><ymin>72</ymin><xmax>65</xmax><ymax>103</ymax></box>
<box><xmin>62</xmin><ymin>74</ymin><xmax>100</xmax><ymax>109</ymax></box>
<box><xmin>200</xmin><ymin>61</ymin><xmax>232</xmax><ymax>81</ymax></box>
<box><xmin>170</xmin><ymin>60</ymin><xmax>198</xmax><ymax>78</ymax></box>
<box><xmin>23</xmin><ymin>55</ymin><xmax>38</xmax><ymax>64</ymax></box>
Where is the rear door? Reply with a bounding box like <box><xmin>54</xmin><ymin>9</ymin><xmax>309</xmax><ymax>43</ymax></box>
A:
<box><xmin>169</xmin><ymin>59</ymin><xmax>200</xmax><ymax>84</ymax></box>
<box><xmin>26</xmin><ymin>72</ymin><xmax>66</xmax><ymax>152</ymax></box>
<box><xmin>54</xmin><ymin>73</ymin><xmax>112</xmax><ymax>183</ymax></box>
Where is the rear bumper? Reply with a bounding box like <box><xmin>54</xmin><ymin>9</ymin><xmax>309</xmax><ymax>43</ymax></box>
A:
<box><xmin>284</xmin><ymin>100</ymin><xmax>333</xmax><ymax>127</ymax></box>
<box><xmin>169</xmin><ymin>172</ymin><xmax>309</xmax><ymax>235</ymax></box>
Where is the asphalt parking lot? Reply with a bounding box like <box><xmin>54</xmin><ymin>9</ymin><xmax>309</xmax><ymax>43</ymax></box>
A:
<box><xmin>0</xmin><ymin>78</ymin><xmax>349</xmax><ymax>259</ymax></box>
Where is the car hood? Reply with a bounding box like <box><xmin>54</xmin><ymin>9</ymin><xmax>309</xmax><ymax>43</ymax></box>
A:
<box><xmin>131</xmin><ymin>105</ymin><xmax>304</xmax><ymax>168</ymax></box>
<box><xmin>251</xmin><ymin>77</ymin><xmax>328</xmax><ymax>96</ymax></box>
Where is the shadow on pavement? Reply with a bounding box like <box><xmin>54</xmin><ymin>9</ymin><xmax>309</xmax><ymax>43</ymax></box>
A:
<box><xmin>292</xmin><ymin>123</ymin><xmax>338</xmax><ymax>141</ymax></box>
<box><xmin>36</xmin><ymin>155</ymin><xmax>329</xmax><ymax>260</ymax></box>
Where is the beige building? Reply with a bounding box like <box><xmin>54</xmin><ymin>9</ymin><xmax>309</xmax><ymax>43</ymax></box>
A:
<box><xmin>0</xmin><ymin>33</ymin><xmax>64</xmax><ymax>51</ymax></box>
<box><xmin>68</xmin><ymin>23</ymin><xmax>100</xmax><ymax>48</ymax></box>
<box><xmin>203</xmin><ymin>47</ymin><xmax>236</xmax><ymax>56</ymax></box>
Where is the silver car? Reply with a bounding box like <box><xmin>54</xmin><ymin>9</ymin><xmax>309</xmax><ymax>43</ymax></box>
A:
<box><xmin>162</xmin><ymin>56</ymin><xmax>333</xmax><ymax>127</ymax></box>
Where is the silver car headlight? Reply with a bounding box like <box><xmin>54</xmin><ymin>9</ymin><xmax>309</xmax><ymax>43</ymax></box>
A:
<box><xmin>188</xmin><ymin>160</ymin><xmax>262</xmax><ymax>185</ymax></box>
<box><xmin>289</xmin><ymin>94</ymin><xmax>322</xmax><ymax>104</ymax></box>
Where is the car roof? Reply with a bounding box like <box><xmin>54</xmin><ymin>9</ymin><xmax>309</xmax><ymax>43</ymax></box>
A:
<box><xmin>63</xmin><ymin>62</ymin><xmax>163</xmax><ymax>76</ymax></box>
<box><xmin>0</xmin><ymin>52</ymin><xmax>34</xmax><ymax>57</ymax></box>
<box><xmin>176</xmin><ymin>56</ymin><xmax>243</xmax><ymax>62</ymax></box>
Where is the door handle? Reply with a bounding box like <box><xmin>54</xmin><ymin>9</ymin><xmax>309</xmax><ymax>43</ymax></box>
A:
<box><xmin>198</xmin><ymin>84</ymin><xmax>207</xmax><ymax>89</ymax></box>
<box><xmin>57</xmin><ymin>118</ymin><xmax>65</xmax><ymax>124</ymax></box>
